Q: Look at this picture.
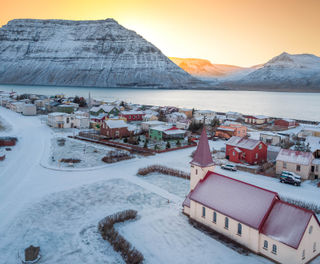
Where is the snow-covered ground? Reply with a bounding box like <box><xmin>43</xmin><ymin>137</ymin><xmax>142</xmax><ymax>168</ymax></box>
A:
<box><xmin>0</xmin><ymin>107</ymin><xmax>319</xmax><ymax>263</ymax></box>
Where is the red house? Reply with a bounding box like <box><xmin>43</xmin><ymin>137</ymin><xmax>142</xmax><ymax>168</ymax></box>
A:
<box><xmin>226</xmin><ymin>136</ymin><xmax>267</xmax><ymax>165</ymax></box>
<box><xmin>274</xmin><ymin>119</ymin><xmax>297</xmax><ymax>129</ymax></box>
<box><xmin>119</xmin><ymin>111</ymin><xmax>145</xmax><ymax>122</ymax></box>
<box><xmin>100</xmin><ymin>120</ymin><xmax>130</xmax><ymax>139</ymax></box>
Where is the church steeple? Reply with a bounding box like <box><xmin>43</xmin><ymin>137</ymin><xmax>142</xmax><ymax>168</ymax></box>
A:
<box><xmin>190</xmin><ymin>128</ymin><xmax>215</xmax><ymax>190</ymax></box>
<box><xmin>191</xmin><ymin>128</ymin><xmax>214</xmax><ymax>167</ymax></box>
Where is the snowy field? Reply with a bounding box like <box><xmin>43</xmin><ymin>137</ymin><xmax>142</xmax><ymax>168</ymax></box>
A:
<box><xmin>0</xmin><ymin>108</ymin><xmax>319</xmax><ymax>264</ymax></box>
<box><xmin>49</xmin><ymin>137</ymin><xmax>125</xmax><ymax>168</ymax></box>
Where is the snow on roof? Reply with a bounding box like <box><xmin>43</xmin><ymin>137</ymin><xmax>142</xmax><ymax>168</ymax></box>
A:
<box><xmin>142</xmin><ymin>120</ymin><xmax>165</xmax><ymax>125</ymax></box>
<box><xmin>163</xmin><ymin>129</ymin><xmax>186</xmax><ymax>135</ymax></box>
<box><xmin>234</xmin><ymin>147</ymin><xmax>242</xmax><ymax>153</ymax></box>
<box><xmin>151</xmin><ymin>125</ymin><xmax>173</xmax><ymax>132</ymax></box>
<box><xmin>261</xmin><ymin>200</ymin><xmax>315</xmax><ymax>249</ymax></box>
<box><xmin>48</xmin><ymin>112</ymin><xmax>68</xmax><ymax>117</ymax></box>
<box><xmin>120</xmin><ymin>110</ymin><xmax>145</xmax><ymax>115</ymax></box>
<box><xmin>105</xmin><ymin>120</ymin><xmax>128</xmax><ymax>129</ymax></box>
<box><xmin>227</xmin><ymin>136</ymin><xmax>261</xmax><ymax>150</ymax></box>
<box><xmin>190</xmin><ymin>172</ymin><xmax>278</xmax><ymax>229</ymax></box>
<box><xmin>191</xmin><ymin>128</ymin><xmax>215</xmax><ymax>167</ymax></box>
<box><xmin>276</xmin><ymin>149</ymin><xmax>313</xmax><ymax>165</ymax></box>
<box><xmin>101</xmin><ymin>105</ymin><xmax>117</xmax><ymax>113</ymax></box>
<box><xmin>217</xmin><ymin>127</ymin><xmax>235</xmax><ymax>132</ymax></box>
<box><xmin>90</xmin><ymin>106</ymin><xmax>101</xmax><ymax>112</ymax></box>
<box><xmin>305</xmin><ymin>136</ymin><xmax>320</xmax><ymax>152</ymax></box>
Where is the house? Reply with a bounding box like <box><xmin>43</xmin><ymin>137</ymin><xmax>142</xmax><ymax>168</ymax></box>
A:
<box><xmin>215</xmin><ymin>123</ymin><xmax>247</xmax><ymax>140</ymax></box>
<box><xmin>311</xmin><ymin>159</ymin><xmax>320</xmax><ymax>180</ymax></box>
<box><xmin>259</xmin><ymin>132</ymin><xmax>289</xmax><ymax>146</ymax></box>
<box><xmin>194</xmin><ymin>110</ymin><xmax>216</xmax><ymax>120</ymax></box>
<box><xmin>149</xmin><ymin>125</ymin><xmax>186</xmax><ymax>141</ymax></box>
<box><xmin>226</xmin><ymin>111</ymin><xmax>243</xmax><ymax>121</ymax></box>
<box><xmin>142</xmin><ymin>113</ymin><xmax>159</xmax><ymax>122</ymax></box>
<box><xmin>89</xmin><ymin>105</ymin><xmax>119</xmax><ymax>116</ymax></box>
<box><xmin>119</xmin><ymin>110</ymin><xmax>145</xmax><ymax>122</ymax></box>
<box><xmin>179</xmin><ymin>108</ymin><xmax>193</xmax><ymax>119</ymax></box>
<box><xmin>47</xmin><ymin>113</ymin><xmax>90</xmax><ymax>129</ymax></box>
<box><xmin>22</xmin><ymin>104</ymin><xmax>37</xmax><ymax>116</ymax></box>
<box><xmin>56</xmin><ymin>104</ymin><xmax>78</xmax><ymax>114</ymax></box>
<box><xmin>276</xmin><ymin>149</ymin><xmax>314</xmax><ymax>179</ymax></box>
<box><xmin>183</xmin><ymin>129</ymin><xmax>320</xmax><ymax>264</ymax></box>
<box><xmin>244</xmin><ymin>115</ymin><xmax>270</xmax><ymax>125</ymax></box>
<box><xmin>274</xmin><ymin>118</ymin><xmax>297</xmax><ymax>129</ymax></box>
<box><xmin>100</xmin><ymin>120</ymin><xmax>130</xmax><ymax>139</ymax></box>
<box><xmin>298</xmin><ymin>126</ymin><xmax>320</xmax><ymax>139</ymax></box>
<box><xmin>9</xmin><ymin>101</ymin><xmax>24</xmax><ymax>113</ymax></box>
<box><xmin>305</xmin><ymin>136</ymin><xmax>320</xmax><ymax>158</ymax></box>
<box><xmin>166</xmin><ymin>112</ymin><xmax>188</xmax><ymax>124</ymax></box>
<box><xmin>226</xmin><ymin>136</ymin><xmax>267</xmax><ymax>165</ymax></box>
<box><xmin>141</xmin><ymin>120</ymin><xmax>166</xmax><ymax>132</ymax></box>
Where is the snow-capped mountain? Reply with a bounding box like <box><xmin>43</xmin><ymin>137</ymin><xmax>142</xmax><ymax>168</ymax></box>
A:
<box><xmin>221</xmin><ymin>52</ymin><xmax>320</xmax><ymax>90</ymax></box>
<box><xmin>169</xmin><ymin>57</ymin><xmax>245</xmax><ymax>78</ymax></box>
<box><xmin>0</xmin><ymin>19</ymin><xmax>202</xmax><ymax>88</ymax></box>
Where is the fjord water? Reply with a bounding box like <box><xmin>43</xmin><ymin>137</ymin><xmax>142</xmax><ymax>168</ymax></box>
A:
<box><xmin>1</xmin><ymin>84</ymin><xmax>319</xmax><ymax>122</ymax></box>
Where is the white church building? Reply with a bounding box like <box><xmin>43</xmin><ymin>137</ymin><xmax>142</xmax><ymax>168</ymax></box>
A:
<box><xmin>183</xmin><ymin>129</ymin><xmax>320</xmax><ymax>264</ymax></box>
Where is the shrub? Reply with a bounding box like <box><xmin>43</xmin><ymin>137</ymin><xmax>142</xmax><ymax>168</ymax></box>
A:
<box><xmin>166</xmin><ymin>141</ymin><xmax>171</xmax><ymax>149</ymax></box>
<box><xmin>137</xmin><ymin>165</ymin><xmax>190</xmax><ymax>179</ymax></box>
<box><xmin>98</xmin><ymin>210</ymin><xmax>144</xmax><ymax>264</ymax></box>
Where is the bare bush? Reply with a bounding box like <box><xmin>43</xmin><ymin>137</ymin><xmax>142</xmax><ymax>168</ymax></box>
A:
<box><xmin>137</xmin><ymin>165</ymin><xmax>190</xmax><ymax>180</ymax></box>
<box><xmin>60</xmin><ymin>158</ymin><xmax>81</xmax><ymax>163</ymax></box>
<box><xmin>102</xmin><ymin>151</ymin><xmax>133</xmax><ymax>163</ymax></box>
<box><xmin>98</xmin><ymin>210</ymin><xmax>144</xmax><ymax>264</ymax></box>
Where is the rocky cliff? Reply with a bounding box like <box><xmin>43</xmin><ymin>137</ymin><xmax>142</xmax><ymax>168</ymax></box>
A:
<box><xmin>0</xmin><ymin>19</ymin><xmax>201</xmax><ymax>88</ymax></box>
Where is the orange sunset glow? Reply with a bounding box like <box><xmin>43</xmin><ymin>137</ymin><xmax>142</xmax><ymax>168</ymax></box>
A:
<box><xmin>1</xmin><ymin>0</ymin><xmax>320</xmax><ymax>66</ymax></box>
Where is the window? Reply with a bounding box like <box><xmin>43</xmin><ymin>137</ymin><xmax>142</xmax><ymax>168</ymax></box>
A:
<box><xmin>237</xmin><ymin>223</ymin><xmax>242</xmax><ymax>236</ymax></box>
<box><xmin>259</xmin><ymin>144</ymin><xmax>262</xmax><ymax>149</ymax></box>
<box><xmin>196</xmin><ymin>169</ymin><xmax>198</xmax><ymax>175</ymax></box>
<box><xmin>256</xmin><ymin>153</ymin><xmax>259</xmax><ymax>159</ymax></box>
<box><xmin>225</xmin><ymin>217</ymin><xmax>229</xmax><ymax>229</ymax></box>
<box><xmin>302</xmin><ymin>249</ymin><xmax>305</xmax><ymax>260</ymax></box>
<box><xmin>313</xmin><ymin>242</ymin><xmax>316</xmax><ymax>252</ymax></box>
<box><xmin>283</xmin><ymin>162</ymin><xmax>287</xmax><ymax>169</ymax></box>
<box><xmin>213</xmin><ymin>211</ymin><xmax>217</xmax><ymax>223</ymax></box>
<box><xmin>309</xmin><ymin>225</ymin><xmax>313</xmax><ymax>234</ymax></box>
<box><xmin>272</xmin><ymin>244</ymin><xmax>277</xmax><ymax>254</ymax></box>
<box><xmin>297</xmin><ymin>165</ymin><xmax>301</xmax><ymax>172</ymax></box>
<box><xmin>263</xmin><ymin>240</ymin><xmax>268</xmax><ymax>250</ymax></box>
<box><xmin>233</xmin><ymin>151</ymin><xmax>235</xmax><ymax>156</ymax></box>
<box><xmin>202</xmin><ymin>207</ymin><xmax>206</xmax><ymax>218</ymax></box>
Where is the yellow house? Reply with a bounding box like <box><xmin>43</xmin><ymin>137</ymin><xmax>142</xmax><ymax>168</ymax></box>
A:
<box><xmin>183</xmin><ymin>129</ymin><xmax>320</xmax><ymax>264</ymax></box>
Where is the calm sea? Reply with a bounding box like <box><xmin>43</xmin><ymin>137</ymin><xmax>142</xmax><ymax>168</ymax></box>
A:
<box><xmin>1</xmin><ymin>84</ymin><xmax>319</xmax><ymax>122</ymax></box>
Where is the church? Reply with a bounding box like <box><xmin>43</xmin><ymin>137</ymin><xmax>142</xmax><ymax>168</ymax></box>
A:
<box><xmin>183</xmin><ymin>129</ymin><xmax>320</xmax><ymax>264</ymax></box>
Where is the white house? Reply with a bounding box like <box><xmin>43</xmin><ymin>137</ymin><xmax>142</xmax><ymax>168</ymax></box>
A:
<box><xmin>47</xmin><ymin>112</ymin><xmax>90</xmax><ymax>129</ymax></box>
<box><xmin>22</xmin><ymin>104</ymin><xmax>37</xmax><ymax>116</ymax></box>
<box><xmin>183</xmin><ymin>129</ymin><xmax>320</xmax><ymax>264</ymax></box>
<box><xmin>276</xmin><ymin>149</ymin><xmax>314</xmax><ymax>179</ymax></box>
<box><xmin>141</xmin><ymin>120</ymin><xmax>166</xmax><ymax>132</ymax></box>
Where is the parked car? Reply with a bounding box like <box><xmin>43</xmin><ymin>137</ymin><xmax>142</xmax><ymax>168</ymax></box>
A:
<box><xmin>221</xmin><ymin>164</ymin><xmax>237</xmax><ymax>171</ymax></box>
<box><xmin>280</xmin><ymin>171</ymin><xmax>301</xmax><ymax>186</ymax></box>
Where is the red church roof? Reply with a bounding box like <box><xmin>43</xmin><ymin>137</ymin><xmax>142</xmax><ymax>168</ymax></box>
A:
<box><xmin>190</xmin><ymin>128</ymin><xmax>215</xmax><ymax>167</ymax></box>
<box><xmin>189</xmin><ymin>172</ymin><xmax>278</xmax><ymax>229</ymax></box>
<box><xmin>261</xmin><ymin>200</ymin><xmax>318</xmax><ymax>249</ymax></box>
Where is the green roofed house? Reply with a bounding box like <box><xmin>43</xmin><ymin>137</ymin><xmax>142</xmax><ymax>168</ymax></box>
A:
<box><xmin>149</xmin><ymin>125</ymin><xmax>186</xmax><ymax>141</ymax></box>
<box><xmin>56</xmin><ymin>104</ymin><xmax>78</xmax><ymax>113</ymax></box>
<box><xmin>90</xmin><ymin>105</ymin><xmax>119</xmax><ymax>116</ymax></box>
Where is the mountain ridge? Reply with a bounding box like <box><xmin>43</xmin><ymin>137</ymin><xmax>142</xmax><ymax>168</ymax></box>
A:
<box><xmin>0</xmin><ymin>18</ymin><xmax>203</xmax><ymax>89</ymax></box>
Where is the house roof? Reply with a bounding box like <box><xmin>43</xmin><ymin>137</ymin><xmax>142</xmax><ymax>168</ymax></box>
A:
<box><xmin>189</xmin><ymin>172</ymin><xmax>278</xmax><ymax>230</ymax></box>
<box><xmin>163</xmin><ymin>129</ymin><xmax>186</xmax><ymax>135</ymax></box>
<box><xmin>305</xmin><ymin>136</ymin><xmax>320</xmax><ymax>152</ymax></box>
<box><xmin>120</xmin><ymin>110</ymin><xmax>145</xmax><ymax>115</ymax></box>
<box><xmin>261</xmin><ymin>200</ymin><xmax>316</xmax><ymax>249</ymax></box>
<box><xmin>105</xmin><ymin>120</ymin><xmax>128</xmax><ymax>129</ymax></box>
<box><xmin>190</xmin><ymin>128</ymin><xmax>215</xmax><ymax>167</ymax></box>
<box><xmin>227</xmin><ymin>136</ymin><xmax>262</xmax><ymax>150</ymax></box>
<box><xmin>276</xmin><ymin>149</ymin><xmax>314</xmax><ymax>165</ymax></box>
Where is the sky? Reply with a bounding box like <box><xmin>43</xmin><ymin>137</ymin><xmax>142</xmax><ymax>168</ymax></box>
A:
<box><xmin>1</xmin><ymin>0</ymin><xmax>320</xmax><ymax>67</ymax></box>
